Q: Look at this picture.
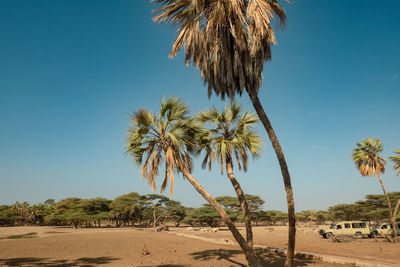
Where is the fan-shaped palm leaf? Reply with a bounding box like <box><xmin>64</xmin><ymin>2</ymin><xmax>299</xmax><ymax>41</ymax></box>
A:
<box><xmin>352</xmin><ymin>138</ymin><xmax>391</xmax><ymax>216</ymax></box>
<box><xmin>389</xmin><ymin>150</ymin><xmax>400</xmax><ymax>176</ymax></box>
<box><xmin>126</xmin><ymin>96</ymin><xmax>197</xmax><ymax>195</ymax></box>
<box><xmin>196</xmin><ymin>102</ymin><xmax>261</xmax><ymax>173</ymax></box>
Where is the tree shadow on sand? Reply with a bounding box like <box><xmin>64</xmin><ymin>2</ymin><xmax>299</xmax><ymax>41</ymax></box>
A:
<box><xmin>0</xmin><ymin>256</ymin><xmax>120</xmax><ymax>266</ymax></box>
<box><xmin>190</xmin><ymin>248</ymin><xmax>317</xmax><ymax>267</ymax></box>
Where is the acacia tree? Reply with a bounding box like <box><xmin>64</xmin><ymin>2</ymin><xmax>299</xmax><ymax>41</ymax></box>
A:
<box><xmin>126</xmin><ymin>97</ymin><xmax>262</xmax><ymax>266</ymax></box>
<box><xmin>109</xmin><ymin>193</ymin><xmax>143</xmax><ymax>227</ymax></box>
<box><xmin>80</xmin><ymin>198</ymin><xmax>111</xmax><ymax>228</ymax></box>
<box><xmin>152</xmin><ymin>1</ymin><xmax>296</xmax><ymax>265</ymax></box>
<box><xmin>196</xmin><ymin>103</ymin><xmax>261</xmax><ymax>251</ymax></box>
<box><xmin>164</xmin><ymin>200</ymin><xmax>186</xmax><ymax>226</ymax></box>
<box><xmin>352</xmin><ymin>138</ymin><xmax>397</xmax><ymax>236</ymax></box>
<box><xmin>52</xmin><ymin>198</ymin><xmax>86</xmax><ymax>228</ymax></box>
<box><xmin>143</xmin><ymin>194</ymin><xmax>170</xmax><ymax>231</ymax></box>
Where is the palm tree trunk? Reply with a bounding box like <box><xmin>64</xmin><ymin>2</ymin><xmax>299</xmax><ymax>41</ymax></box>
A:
<box><xmin>226</xmin><ymin>158</ymin><xmax>254</xmax><ymax>248</ymax></box>
<box><xmin>181</xmin><ymin>169</ymin><xmax>262</xmax><ymax>267</ymax></box>
<box><xmin>246</xmin><ymin>90</ymin><xmax>296</xmax><ymax>267</ymax></box>
<box><xmin>391</xmin><ymin>199</ymin><xmax>400</xmax><ymax>239</ymax></box>
<box><xmin>377</xmin><ymin>173</ymin><xmax>393</xmax><ymax>217</ymax></box>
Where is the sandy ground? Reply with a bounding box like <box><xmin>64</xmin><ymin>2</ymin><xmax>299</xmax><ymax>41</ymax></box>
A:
<box><xmin>0</xmin><ymin>225</ymin><xmax>396</xmax><ymax>266</ymax></box>
<box><xmin>172</xmin><ymin>225</ymin><xmax>400</xmax><ymax>265</ymax></box>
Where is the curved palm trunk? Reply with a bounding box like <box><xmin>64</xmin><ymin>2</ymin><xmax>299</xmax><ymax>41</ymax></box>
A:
<box><xmin>377</xmin><ymin>174</ymin><xmax>393</xmax><ymax>217</ymax></box>
<box><xmin>247</xmin><ymin>90</ymin><xmax>296</xmax><ymax>267</ymax></box>
<box><xmin>391</xmin><ymin>199</ymin><xmax>400</xmax><ymax>239</ymax></box>
<box><xmin>226</xmin><ymin>158</ymin><xmax>254</xmax><ymax>248</ymax></box>
<box><xmin>181</xmin><ymin>169</ymin><xmax>262</xmax><ymax>267</ymax></box>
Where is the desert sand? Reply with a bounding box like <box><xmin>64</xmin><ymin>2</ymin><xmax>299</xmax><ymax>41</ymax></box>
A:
<box><xmin>0</xmin><ymin>225</ymin><xmax>398</xmax><ymax>266</ymax></box>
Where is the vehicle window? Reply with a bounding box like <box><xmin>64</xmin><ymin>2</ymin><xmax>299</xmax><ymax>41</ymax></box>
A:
<box><xmin>381</xmin><ymin>225</ymin><xmax>387</xmax><ymax>229</ymax></box>
<box><xmin>360</xmin><ymin>223</ymin><xmax>366</xmax><ymax>228</ymax></box>
<box><xmin>336</xmin><ymin>224</ymin><xmax>342</xmax><ymax>229</ymax></box>
<box><xmin>352</xmin><ymin>223</ymin><xmax>359</xmax><ymax>228</ymax></box>
<box><xmin>344</xmin><ymin>223</ymin><xmax>350</xmax><ymax>228</ymax></box>
<box><xmin>330</xmin><ymin>224</ymin><xmax>336</xmax><ymax>229</ymax></box>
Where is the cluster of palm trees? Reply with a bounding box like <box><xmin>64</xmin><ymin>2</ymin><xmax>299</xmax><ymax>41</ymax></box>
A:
<box><xmin>9</xmin><ymin>200</ymin><xmax>54</xmax><ymax>225</ymax></box>
<box><xmin>135</xmin><ymin>1</ymin><xmax>296</xmax><ymax>266</ymax></box>
<box><xmin>127</xmin><ymin>97</ymin><xmax>264</xmax><ymax>266</ymax></box>
<box><xmin>352</xmin><ymin>138</ymin><xmax>400</xmax><ymax>240</ymax></box>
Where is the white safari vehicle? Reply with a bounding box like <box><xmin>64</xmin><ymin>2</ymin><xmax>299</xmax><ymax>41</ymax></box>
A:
<box><xmin>372</xmin><ymin>222</ymin><xmax>400</xmax><ymax>237</ymax></box>
<box><xmin>319</xmin><ymin>221</ymin><xmax>373</xmax><ymax>238</ymax></box>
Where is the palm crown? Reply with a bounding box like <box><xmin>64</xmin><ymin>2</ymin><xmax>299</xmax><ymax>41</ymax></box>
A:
<box><xmin>126</xmin><ymin>97</ymin><xmax>200</xmax><ymax>195</ymax></box>
<box><xmin>152</xmin><ymin>0</ymin><xmax>288</xmax><ymax>99</ymax></box>
<box><xmin>195</xmin><ymin>102</ymin><xmax>261</xmax><ymax>174</ymax></box>
<box><xmin>390</xmin><ymin>150</ymin><xmax>400</xmax><ymax>176</ymax></box>
<box><xmin>352</xmin><ymin>138</ymin><xmax>386</xmax><ymax>177</ymax></box>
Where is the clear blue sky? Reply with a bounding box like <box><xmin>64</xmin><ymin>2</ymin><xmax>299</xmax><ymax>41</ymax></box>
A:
<box><xmin>0</xmin><ymin>0</ymin><xmax>399</xmax><ymax>211</ymax></box>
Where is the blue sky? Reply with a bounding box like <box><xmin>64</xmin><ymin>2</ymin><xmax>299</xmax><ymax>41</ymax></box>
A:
<box><xmin>0</xmin><ymin>0</ymin><xmax>399</xmax><ymax>211</ymax></box>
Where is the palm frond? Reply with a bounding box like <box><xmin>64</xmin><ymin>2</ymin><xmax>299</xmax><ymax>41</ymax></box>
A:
<box><xmin>152</xmin><ymin>0</ymin><xmax>288</xmax><ymax>100</ymax></box>
<box><xmin>352</xmin><ymin>138</ymin><xmax>386</xmax><ymax>177</ymax></box>
<box><xmin>126</xmin><ymin>96</ymin><xmax>197</xmax><ymax>195</ymax></box>
<box><xmin>389</xmin><ymin>149</ymin><xmax>400</xmax><ymax>176</ymax></box>
<box><xmin>195</xmin><ymin>102</ymin><xmax>261</xmax><ymax>175</ymax></box>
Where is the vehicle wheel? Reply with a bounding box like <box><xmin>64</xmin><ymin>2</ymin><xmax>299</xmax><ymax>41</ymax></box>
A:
<box><xmin>355</xmin><ymin>232</ymin><xmax>363</xmax><ymax>238</ymax></box>
<box><xmin>326</xmin><ymin>232</ymin><xmax>333</xmax><ymax>239</ymax></box>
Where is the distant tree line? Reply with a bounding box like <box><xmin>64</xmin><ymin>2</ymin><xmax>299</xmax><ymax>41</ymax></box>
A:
<box><xmin>1</xmin><ymin>192</ymin><xmax>399</xmax><ymax>228</ymax></box>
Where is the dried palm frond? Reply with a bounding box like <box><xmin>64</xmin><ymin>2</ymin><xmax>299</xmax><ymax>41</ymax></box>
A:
<box><xmin>152</xmin><ymin>0</ymin><xmax>290</xmax><ymax>100</ymax></box>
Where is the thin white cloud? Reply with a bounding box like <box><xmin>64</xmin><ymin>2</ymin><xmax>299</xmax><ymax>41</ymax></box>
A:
<box><xmin>308</xmin><ymin>112</ymin><xmax>319</xmax><ymax>117</ymax></box>
<box><xmin>384</xmin><ymin>73</ymin><xmax>399</xmax><ymax>80</ymax></box>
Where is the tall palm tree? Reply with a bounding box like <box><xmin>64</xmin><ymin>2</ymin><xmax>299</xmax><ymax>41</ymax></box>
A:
<box><xmin>390</xmin><ymin>150</ymin><xmax>400</xmax><ymax>238</ymax></box>
<box><xmin>196</xmin><ymin>102</ymin><xmax>261</xmax><ymax>254</ymax></box>
<box><xmin>126</xmin><ymin>96</ymin><xmax>262</xmax><ymax>266</ymax></box>
<box><xmin>352</xmin><ymin>138</ymin><xmax>392</xmax><ymax>216</ymax></box>
<box><xmin>152</xmin><ymin>1</ymin><xmax>296</xmax><ymax>265</ymax></box>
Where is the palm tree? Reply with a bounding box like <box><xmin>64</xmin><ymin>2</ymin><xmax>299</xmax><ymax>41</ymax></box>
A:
<box><xmin>390</xmin><ymin>150</ymin><xmax>400</xmax><ymax>238</ymax></box>
<box><xmin>196</xmin><ymin>102</ymin><xmax>261</xmax><ymax>255</ymax></box>
<box><xmin>126</xmin><ymin>96</ymin><xmax>262</xmax><ymax>266</ymax></box>
<box><xmin>152</xmin><ymin>1</ymin><xmax>296</xmax><ymax>265</ymax></box>
<box><xmin>10</xmin><ymin>201</ymin><xmax>33</xmax><ymax>225</ymax></box>
<box><xmin>352</xmin><ymin>138</ymin><xmax>393</xmax><ymax>217</ymax></box>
